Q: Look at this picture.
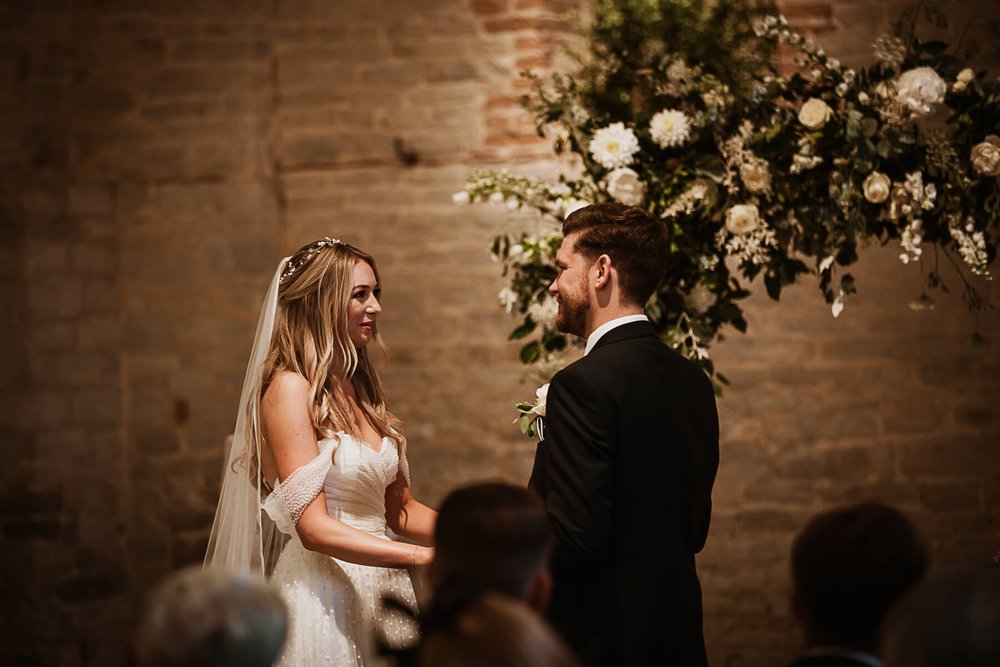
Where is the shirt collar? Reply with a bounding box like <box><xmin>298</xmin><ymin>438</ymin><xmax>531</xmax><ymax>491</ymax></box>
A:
<box><xmin>584</xmin><ymin>314</ymin><xmax>648</xmax><ymax>355</ymax></box>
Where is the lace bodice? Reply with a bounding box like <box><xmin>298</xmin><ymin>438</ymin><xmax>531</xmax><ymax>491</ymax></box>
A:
<box><xmin>262</xmin><ymin>432</ymin><xmax>409</xmax><ymax>537</ymax></box>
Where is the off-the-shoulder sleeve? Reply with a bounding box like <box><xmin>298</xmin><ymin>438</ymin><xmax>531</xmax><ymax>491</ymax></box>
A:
<box><xmin>262</xmin><ymin>439</ymin><xmax>337</xmax><ymax>535</ymax></box>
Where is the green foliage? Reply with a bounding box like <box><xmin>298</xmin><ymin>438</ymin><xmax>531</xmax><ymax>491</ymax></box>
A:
<box><xmin>461</xmin><ymin>0</ymin><xmax>999</xmax><ymax>384</ymax></box>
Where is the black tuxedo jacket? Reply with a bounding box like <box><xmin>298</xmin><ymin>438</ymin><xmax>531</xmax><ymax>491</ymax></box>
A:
<box><xmin>528</xmin><ymin>320</ymin><xmax>719</xmax><ymax>667</ymax></box>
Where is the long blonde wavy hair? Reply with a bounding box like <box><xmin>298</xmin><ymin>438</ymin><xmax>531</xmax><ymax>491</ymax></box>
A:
<box><xmin>247</xmin><ymin>240</ymin><xmax>404</xmax><ymax>491</ymax></box>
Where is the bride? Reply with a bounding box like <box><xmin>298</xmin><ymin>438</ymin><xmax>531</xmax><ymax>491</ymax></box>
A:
<box><xmin>205</xmin><ymin>238</ymin><xmax>437</xmax><ymax>665</ymax></box>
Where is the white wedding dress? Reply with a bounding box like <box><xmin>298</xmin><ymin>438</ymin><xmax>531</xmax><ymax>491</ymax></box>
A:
<box><xmin>263</xmin><ymin>432</ymin><xmax>419</xmax><ymax>666</ymax></box>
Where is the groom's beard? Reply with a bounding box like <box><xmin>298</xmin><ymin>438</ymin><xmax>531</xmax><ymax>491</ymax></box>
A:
<box><xmin>554</xmin><ymin>284</ymin><xmax>588</xmax><ymax>338</ymax></box>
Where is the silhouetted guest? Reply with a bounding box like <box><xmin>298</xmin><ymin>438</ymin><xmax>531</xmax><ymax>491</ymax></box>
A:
<box><xmin>414</xmin><ymin>592</ymin><xmax>580</xmax><ymax>667</ymax></box>
<box><xmin>881</xmin><ymin>565</ymin><xmax>1000</xmax><ymax>667</ymax></box>
<box><xmin>431</xmin><ymin>482</ymin><xmax>553</xmax><ymax>614</ymax></box>
<box><xmin>789</xmin><ymin>502</ymin><xmax>928</xmax><ymax>667</ymax></box>
<box><xmin>133</xmin><ymin>566</ymin><xmax>287</xmax><ymax>667</ymax></box>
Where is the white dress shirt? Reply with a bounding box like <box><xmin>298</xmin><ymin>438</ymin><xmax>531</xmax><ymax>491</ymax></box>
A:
<box><xmin>584</xmin><ymin>314</ymin><xmax>649</xmax><ymax>356</ymax></box>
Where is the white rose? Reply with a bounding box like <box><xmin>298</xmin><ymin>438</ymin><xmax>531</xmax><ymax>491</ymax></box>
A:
<box><xmin>604</xmin><ymin>167</ymin><xmax>647</xmax><ymax>206</ymax></box>
<box><xmin>739</xmin><ymin>161</ymin><xmax>771</xmax><ymax>193</ymax></box>
<box><xmin>863</xmin><ymin>172</ymin><xmax>891</xmax><ymax>203</ymax></box>
<box><xmin>957</xmin><ymin>68</ymin><xmax>974</xmax><ymax>83</ymax></box>
<box><xmin>798</xmin><ymin>98</ymin><xmax>833</xmax><ymax>130</ymax></box>
<box><xmin>857</xmin><ymin>91</ymin><xmax>870</xmax><ymax>105</ymax></box>
<box><xmin>896</xmin><ymin>67</ymin><xmax>947</xmax><ymax>114</ymax></box>
<box><xmin>532</xmin><ymin>383</ymin><xmax>549</xmax><ymax>417</ymax></box>
<box><xmin>725</xmin><ymin>204</ymin><xmax>760</xmax><ymax>234</ymax></box>
<box><xmin>971</xmin><ymin>136</ymin><xmax>1000</xmax><ymax>176</ymax></box>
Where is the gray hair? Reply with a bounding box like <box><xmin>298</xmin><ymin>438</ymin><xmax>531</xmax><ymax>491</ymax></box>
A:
<box><xmin>134</xmin><ymin>567</ymin><xmax>288</xmax><ymax>667</ymax></box>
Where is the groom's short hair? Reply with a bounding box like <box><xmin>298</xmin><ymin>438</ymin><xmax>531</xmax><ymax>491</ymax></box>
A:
<box><xmin>433</xmin><ymin>482</ymin><xmax>552</xmax><ymax>605</ymax></box>
<box><xmin>563</xmin><ymin>203</ymin><xmax>670</xmax><ymax>307</ymax></box>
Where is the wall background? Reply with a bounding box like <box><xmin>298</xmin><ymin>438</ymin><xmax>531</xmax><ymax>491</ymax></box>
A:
<box><xmin>1</xmin><ymin>1</ymin><xmax>998</xmax><ymax>665</ymax></box>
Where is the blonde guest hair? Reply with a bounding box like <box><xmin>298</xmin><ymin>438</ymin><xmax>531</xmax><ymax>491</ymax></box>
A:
<box><xmin>245</xmin><ymin>239</ymin><xmax>404</xmax><ymax>491</ymax></box>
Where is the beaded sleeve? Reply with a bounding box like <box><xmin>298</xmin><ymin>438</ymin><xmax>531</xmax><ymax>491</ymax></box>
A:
<box><xmin>262</xmin><ymin>439</ymin><xmax>338</xmax><ymax>535</ymax></box>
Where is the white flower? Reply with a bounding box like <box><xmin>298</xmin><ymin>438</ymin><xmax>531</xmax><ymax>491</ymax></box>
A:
<box><xmin>530</xmin><ymin>383</ymin><xmax>549</xmax><ymax>417</ymax></box>
<box><xmin>452</xmin><ymin>190</ymin><xmax>470</xmax><ymax>205</ymax></box>
<box><xmin>505</xmin><ymin>197</ymin><xmax>519</xmax><ymax>210</ymax></box>
<box><xmin>819</xmin><ymin>255</ymin><xmax>835</xmax><ymax>273</ymax></box>
<box><xmin>957</xmin><ymin>68</ymin><xmax>974</xmax><ymax>83</ymax></box>
<box><xmin>527</xmin><ymin>296</ymin><xmax>559</xmax><ymax>326</ymax></box>
<box><xmin>953</xmin><ymin>81</ymin><xmax>967</xmax><ymax>93</ymax></box>
<box><xmin>863</xmin><ymin>172</ymin><xmax>891</xmax><ymax>204</ymax></box>
<box><xmin>683</xmin><ymin>283</ymin><xmax>717</xmax><ymax>314</ymax></box>
<box><xmin>497</xmin><ymin>288</ymin><xmax>518</xmax><ymax>313</ymax></box>
<box><xmin>589</xmin><ymin>122</ymin><xmax>640</xmax><ymax>169</ymax></box>
<box><xmin>971</xmin><ymin>136</ymin><xmax>1000</xmax><ymax>176</ymax></box>
<box><xmin>857</xmin><ymin>92</ymin><xmax>870</xmax><ymax>104</ymax></box>
<box><xmin>650</xmin><ymin>109</ymin><xmax>692</xmax><ymax>148</ymax></box>
<box><xmin>798</xmin><ymin>98</ymin><xmax>833</xmax><ymax>130</ymax></box>
<box><xmin>604</xmin><ymin>167</ymin><xmax>647</xmax><ymax>206</ymax></box>
<box><xmin>836</xmin><ymin>82</ymin><xmax>849</xmax><ymax>97</ymax></box>
<box><xmin>896</xmin><ymin>67</ymin><xmax>947</xmax><ymax>114</ymax></box>
<box><xmin>725</xmin><ymin>204</ymin><xmax>760</xmax><ymax>234</ymax></box>
<box><xmin>739</xmin><ymin>160</ymin><xmax>771</xmax><ymax>194</ymax></box>
<box><xmin>899</xmin><ymin>219</ymin><xmax>924</xmax><ymax>264</ymax></box>
<box><xmin>562</xmin><ymin>198</ymin><xmax>590</xmax><ymax>219</ymax></box>
<box><xmin>827</xmin><ymin>58</ymin><xmax>841</xmax><ymax>71</ymax></box>
<box><xmin>488</xmin><ymin>191</ymin><xmax>505</xmax><ymax>204</ymax></box>
<box><xmin>832</xmin><ymin>290</ymin><xmax>846</xmax><ymax>318</ymax></box>
<box><xmin>508</xmin><ymin>243</ymin><xmax>527</xmax><ymax>262</ymax></box>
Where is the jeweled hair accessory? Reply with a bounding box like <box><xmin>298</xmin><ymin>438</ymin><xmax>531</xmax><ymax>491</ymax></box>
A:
<box><xmin>280</xmin><ymin>237</ymin><xmax>343</xmax><ymax>283</ymax></box>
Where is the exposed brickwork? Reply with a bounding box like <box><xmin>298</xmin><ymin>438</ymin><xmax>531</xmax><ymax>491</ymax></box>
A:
<box><xmin>1</xmin><ymin>1</ymin><xmax>998</xmax><ymax>665</ymax></box>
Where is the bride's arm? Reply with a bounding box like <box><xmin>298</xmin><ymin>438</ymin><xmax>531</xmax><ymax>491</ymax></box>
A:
<box><xmin>385</xmin><ymin>477</ymin><xmax>436</xmax><ymax>545</ymax></box>
<box><xmin>263</xmin><ymin>372</ymin><xmax>433</xmax><ymax>568</ymax></box>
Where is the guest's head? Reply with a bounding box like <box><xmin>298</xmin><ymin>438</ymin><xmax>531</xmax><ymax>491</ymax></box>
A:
<box><xmin>432</xmin><ymin>482</ymin><xmax>553</xmax><ymax>612</ymax></box>
<box><xmin>133</xmin><ymin>567</ymin><xmax>287</xmax><ymax>667</ymax></box>
<box><xmin>551</xmin><ymin>203</ymin><xmax>669</xmax><ymax>337</ymax></box>
<box><xmin>881</xmin><ymin>566</ymin><xmax>1000</xmax><ymax>667</ymax></box>
<box><xmin>414</xmin><ymin>593</ymin><xmax>580</xmax><ymax>667</ymax></box>
<box><xmin>790</xmin><ymin>502</ymin><xmax>928</xmax><ymax>653</ymax></box>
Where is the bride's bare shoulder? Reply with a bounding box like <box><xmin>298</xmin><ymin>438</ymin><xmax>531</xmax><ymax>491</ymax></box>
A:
<box><xmin>262</xmin><ymin>371</ymin><xmax>311</xmax><ymax>413</ymax></box>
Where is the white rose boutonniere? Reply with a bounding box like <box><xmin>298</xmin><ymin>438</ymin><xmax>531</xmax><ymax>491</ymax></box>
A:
<box><xmin>971</xmin><ymin>136</ymin><xmax>1000</xmax><ymax>177</ymax></box>
<box><xmin>604</xmin><ymin>167</ymin><xmax>647</xmax><ymax>206</ymax></box>
<box><xmin>896</xmin><ymin>67</ymin><xmax>947</xmax><ymax>114</ymax></box>
<box><xmin>515</xmin><ymin>383</ymin><xmax>549</xmax><ymax>438</ymax></box>
<box><xmin>725</xmin><ymin>204</ymin><xmax>760</xmax><ymax>234</ymax></box>
<box><xmin>863</xmin><ymin>172</ymin><xmax>892</xmax><ymax>203</ymax></box>
<box><xmin>798</xmin><ymin>98</ymin><xmax>833</xmax><ymax>130</ymax></box>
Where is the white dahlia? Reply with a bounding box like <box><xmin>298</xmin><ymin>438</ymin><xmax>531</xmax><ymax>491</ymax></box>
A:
<box><xmin>649</xmin><ymin>109</ymin><xmax>691</xmax><ymax>148</ymax></box>
<box><xmin>588</xmin><ymin>122</ymin><xmax>640</xmax><ymax>169</ymax></box>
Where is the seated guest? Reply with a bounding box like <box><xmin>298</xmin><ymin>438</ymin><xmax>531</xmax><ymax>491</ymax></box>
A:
<box><xmin>881</xmin><ymin>565</ymin><xmax>1000</xmax><ymax>667</ymax></box>
<box><xmin>133</xmin><ymin>566</ymin><xmax>287</xmax><ymax>667</ymax></box>
<box><xmin>789</xmin><ymin>502</ymin><xmax>928</xmax><ymax>667</ymax></box>
<box><xmin>431</xmin><ymin>482</ymin><xmax>553</xmax><ymax>613</ymax></box>
<box><xmin>415</xmin><ymin>592</ymin><xmax>580</xmax><ymax>667</ymax></box>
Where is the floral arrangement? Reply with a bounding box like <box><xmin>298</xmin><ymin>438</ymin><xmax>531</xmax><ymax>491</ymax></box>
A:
<box><xmin>456</xmin><ymin>0</ymin><xmax>999</xmax><ymax>390</ymax></box>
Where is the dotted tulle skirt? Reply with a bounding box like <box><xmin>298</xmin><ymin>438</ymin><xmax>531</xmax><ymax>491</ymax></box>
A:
<box><xmin>271</xmin><ymin>539</ymin><xmax>419</xmax><ymax>666</ymax></box>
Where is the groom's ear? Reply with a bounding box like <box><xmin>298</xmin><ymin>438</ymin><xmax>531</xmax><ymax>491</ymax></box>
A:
<box><xmin>592</xmin><ymin>254</ymin><xmax>613</xmax><ymax>289</ymax></box>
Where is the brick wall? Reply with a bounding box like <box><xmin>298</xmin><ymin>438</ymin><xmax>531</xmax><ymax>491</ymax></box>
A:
<box><xmin>1</xmin><ymin>1</ymin><xmax>997</xmax><ymax>665</ymax></box>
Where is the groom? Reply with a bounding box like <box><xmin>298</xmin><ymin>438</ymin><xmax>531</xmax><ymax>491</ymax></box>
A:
<box><xmin>528</xmin><ymin>203</ymin><xmax>719</xmax><ymax>666</ymax></box>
